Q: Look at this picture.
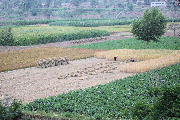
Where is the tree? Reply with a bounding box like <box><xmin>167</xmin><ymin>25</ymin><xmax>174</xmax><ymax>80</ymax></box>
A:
<box><xmin>131</xmin><ymin>8</ymin><xmax>167</xmax><ymax>48</ymax></box>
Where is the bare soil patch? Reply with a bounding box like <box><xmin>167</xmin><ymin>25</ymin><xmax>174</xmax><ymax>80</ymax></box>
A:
<box><xmin>0</xmin><ymin>58</ymin><xmax>134</xmax><ymax>103</ymax></box>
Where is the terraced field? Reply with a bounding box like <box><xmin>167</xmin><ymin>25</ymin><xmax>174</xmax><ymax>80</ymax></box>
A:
<box><xmin>0</xmin><ymin>23</ymin><xmax>180</xmax><ymax>120</ymax></box>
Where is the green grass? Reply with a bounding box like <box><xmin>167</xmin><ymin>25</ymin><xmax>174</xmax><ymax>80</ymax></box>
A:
<box><xmin>72</xmin><ymin>37</ymin><xmax>180</xmax><ymax>50</ymax></box>
<box><xmin>24</xmin><ymin>64</ymin><xmax>180</xmax><ymax>119</ymax></box>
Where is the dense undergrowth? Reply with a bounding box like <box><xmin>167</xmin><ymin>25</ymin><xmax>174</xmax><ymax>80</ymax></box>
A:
<box><xmin>24</xmin><ymin>64</ymin><xmax>180</xmax><ymax>119</ymax></box>
<box><xmin>72</xmin><ymin>37</ymin><xmax>180</xmax><ymax>50</ymax></box>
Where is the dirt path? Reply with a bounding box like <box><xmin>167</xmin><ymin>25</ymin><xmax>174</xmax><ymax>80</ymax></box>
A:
<box><xmin>0</xmin><ymin>58</ymin><xmax>134</xmax><ymax>103</ymax></box>
<box><xmin>0</xmin><ymin>32</ymin><xmax>132</xmax><ymax>52</ymax></box>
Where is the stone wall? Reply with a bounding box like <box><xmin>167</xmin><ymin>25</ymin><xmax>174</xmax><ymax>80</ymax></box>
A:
<box><xmin>37</xmin><ymin>57</ymin><xmax>69</xmax><ymax>68</ymax></box>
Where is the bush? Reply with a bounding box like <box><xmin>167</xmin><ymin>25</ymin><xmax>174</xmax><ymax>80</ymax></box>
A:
<box><xmin>0</xmin><ymin>99</ymin><xmax>22</xmax><ymax>120</ymax></box>
<box><xmin>132</xmin><ymin>84</ymin><xmax>180</xmax><ymax>120</ymax></box>
<box><xmin>132</xmin><ymin>101</ymin><xmax>152</xmax><ymax>120</ymax></box>
<box><xmin>0</xmin><ymin>27</ymin><xmax>14</xmax><ymax>46</ymax></box>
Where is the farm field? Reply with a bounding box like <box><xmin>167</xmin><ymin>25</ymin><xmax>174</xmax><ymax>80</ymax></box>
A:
<box><xmin>0</xmin><ymin>25</ymin><xmax>132</xmax><ymax>46</ymax></box>
<box><xmin>1</xmin><ymin>0</ymin><xmax>180</xmax><ymax>119</ymax></box>
<box><xmin>10</xmin><ymin>26</ymin><xmax>109</xmax><ymax>46</ymax></box>
<box><xmin>49</xmin><ymin>19</ymin><xmax>132</xmax><ymax>27</ymax></box>
<box><xmin>95</xmin><ymin>49</ymin><xmax>180</xmax><ymax>73</ymax></box>
<box><xmin>0</xmin><ymin>47</ymin><xmax>103</xmax><ymax>72</ymax></box>
<box><xmin>0</xmin><ymin>23</ymin><xmax>180</xmax><ymax>120</ymax></box>
<box><xmin>23</xmin><ymin>64</ymin><xmax>180</xmax><ymax>119</ymax></box>
<box><xmin>72</xmin><ymin>37</ymin><xmax>180</xmax><ymax>50</ymax></box>
<box><xmin>0</xmin><ymin>57</ymin><xmax>133</xmax><ymax>103</ymax></box>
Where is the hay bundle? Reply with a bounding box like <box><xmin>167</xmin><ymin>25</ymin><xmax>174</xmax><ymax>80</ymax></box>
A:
<box><xmin>37</xmin><ymin>57</ymin><xmax>69</xmax><ymax>68</ymax></box>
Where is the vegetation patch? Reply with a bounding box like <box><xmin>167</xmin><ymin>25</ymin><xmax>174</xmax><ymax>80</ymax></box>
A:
<box><xmin>0</xmin><ymin>47</ymin><xmax>103</xmax><ymax>72</ymax></box>
<box><xmin>72</xmin><ymin>37</ymin><xmax>180</xmax><ymax>50</ymax></box>
<box><xmin>92</xmin><ymin>25</ymin><xmax>130</xmax><ymax>33</ymax></box>
<box><xmin>0</xmin><ymin>26</ymin><xmax>109</xmax><ymax>46</ymax></box>
<box><xmin>23</xmin><ymin>64</ymin><xmax>180</xmax><ymax>119</ymax></box>
<box><xmin>0</xmin><ymin>19</ymin><xmax>57</xmax><ymax>26</ymax></box>
<box><xmin>49</xmin><ymin>19</ymin><xmax>132</xmax><ymax>27</ymax></box>
<box><xmin>13</xmin><ymin>26</ymin><xmax>109</xmax><ymax>46</ymax></box>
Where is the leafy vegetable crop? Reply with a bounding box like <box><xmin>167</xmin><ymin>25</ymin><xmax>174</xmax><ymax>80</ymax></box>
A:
<box><xmin>72</xmin><ymin>37</ymin><xmax>180</xmax><ymax>50</ymax></box>
<box><xmin>24</xmin><ymin>64</ymin><xmax>180</xmax><ymax>119</ymax></box>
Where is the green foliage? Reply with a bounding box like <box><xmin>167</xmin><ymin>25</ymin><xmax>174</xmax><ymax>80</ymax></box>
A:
<box><xmin>0</xmin><ymin>27</ymin><xmax>14</xmax><ymax>46</ymax></box>
<box><xmin>24</xmin><ymin>64</ymin><xmax>180</xmax><ymax>119</ymax></box>
<box><xmin>131</xmin><ymin>8</ymin><xmax>167</xmax><ymax>47</ymax></box>
<box><xmin>72</xmin><ymin>37</ymin><xmax>180</xmax><ymax>50</ymax></box>
<box><xmin>132</xmin><ymin>84</ymin><xmax>180</xmax><ymax>120</ymax></box>
<box><xmin>132</xmin><ymin>101</ymin><xmax>152</xmax><ymax>120</ymax></box>
<box><xmin>0</xmin><ymin>99</ymin><xmax>22</xmax><ymax>120</ymax></box>
<box><xmin>49</xmin><ymin>19</ymin><xmax>132</xmax><ymax>27</ymax></box>
<box><xmin>14</xmin><ymin>29</ymin><xmax>110</xmax><ymax>46</ymax></box>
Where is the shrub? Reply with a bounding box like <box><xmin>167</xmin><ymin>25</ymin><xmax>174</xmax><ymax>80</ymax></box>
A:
<box><xmin>132</xmin><ymin>84</ymin><xmax>180</xmax><ymax>120</ymax></box>
<box><xmin>132</xmin><ymin>101</ymin><xmax>152</xmax><ymax>120</ymax></box>
<box><xmin>0</xmin><ymin>27</ymin><xmax>14</xmax><ymax>46</ymax></box>
<box><xmin>150</xmin><ymin>84</ymin><xmax>180</xmax><ymax>119</ymax></box>
<box><xmin>0</xmin><ymin>99</ymin><xmax>22</xmax><ymax>120</ymax></box>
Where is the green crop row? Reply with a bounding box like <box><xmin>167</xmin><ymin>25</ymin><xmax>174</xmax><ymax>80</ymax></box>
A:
<box><xmin>49</xmin><ymin>19</ymin><xmax>132</xmax><ymax>27</ymax></box>
<box><xmin>24</xmin><ymin>64</ymin><xmax>180</xmax><ymax>119</ymax></box>
<box><xmin>0</xmin><ymin>19</ymin><xmax>57</xmax><ymax>26</ymax></box>
<box><xmin>0</xmin><ymin>18</ymin><xmax>179</xmax><ymax>27</ymax></box>
<box><xmin>72</xmin><ymin>37</ymin><xmax>180</xmax><ymax>50</ymax></box>
<box><xmin>0</xmin><ymin>26</ymin><xmax>110</xmax><ymax>46</ymax></box>
<box><xmin>14</xmin><ymin>29</ymin><xmax>109</xmax><ymax>46</ymax></box>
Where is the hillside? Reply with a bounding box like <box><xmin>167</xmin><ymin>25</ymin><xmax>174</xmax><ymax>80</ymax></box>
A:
<box><xmin>0</xmin><ymin>0</ymin><xmax>179</xmax><ymax>20</ymax></box>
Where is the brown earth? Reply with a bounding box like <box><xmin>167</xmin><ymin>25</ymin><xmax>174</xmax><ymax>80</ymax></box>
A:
<box><xmin>0</xmin><ymin>58</ymin><xmax>134</xmax><ymax>103</ymax></box>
